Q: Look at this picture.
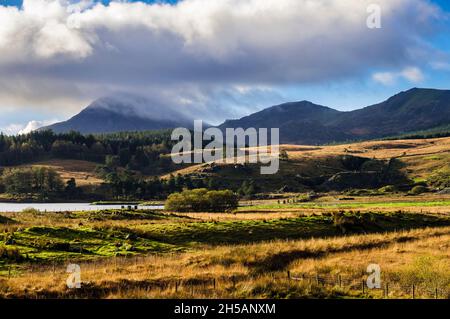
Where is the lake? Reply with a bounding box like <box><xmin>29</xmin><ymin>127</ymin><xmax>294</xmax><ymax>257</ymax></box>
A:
<box><xmin>0</xmin><ymin>202</ymin><xmax>164</xmax><ymax>212</ymax></box>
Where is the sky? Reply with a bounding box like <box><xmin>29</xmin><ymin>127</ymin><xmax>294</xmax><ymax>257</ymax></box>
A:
<box><xmin>0</xmin><ymin>0</ymin><xmax>450</xmax><ymax>134</ymax></box>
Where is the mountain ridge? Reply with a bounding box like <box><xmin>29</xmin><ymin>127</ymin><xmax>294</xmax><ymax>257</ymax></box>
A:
<box><xmin>219</xmin><ymin>88</ymin><xmax>450</xmax><ymax>144</ymax></box>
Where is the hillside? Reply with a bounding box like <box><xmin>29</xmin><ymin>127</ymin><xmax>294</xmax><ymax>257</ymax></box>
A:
<box><xmin>219</xmin><ymin>88</ymin><xmax>450</xmax><ymax>144</ymax></box>
<box><xmin>164</xmin><ymin>136</ymin><xmax>450</xmax><ymax>194</ymax></box>
<box><xmin>17</xmin><ymin>159</ymin><xmax>103</xmax><ymax>186</ymax></box>
<box><xmin>220</xmin><ymin>101</ymin><xmax>351</xmax><ymax>145</ymax></box>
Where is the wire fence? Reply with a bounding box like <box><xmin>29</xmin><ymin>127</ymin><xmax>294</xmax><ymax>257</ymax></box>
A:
<box><xmin>288</xmin><ymin>271</ymin><xmax>450</xmax><ymax>299</ymax></box>
<box><xmin>4</xmin><ymin>260</ymin><xmax>449</xmax><ymax>299</ymax></box>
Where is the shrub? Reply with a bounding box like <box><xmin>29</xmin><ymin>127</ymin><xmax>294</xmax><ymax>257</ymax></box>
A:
<box><xmin>409</xmin><ymin>185</ymin><xmax>428</xmax><ymax>195</ymax></box>
<box><xmin>378</xmin><ymin>185</ymin><xmax>396</xmax><ymax>193</ymax></box>
<box><xmin>21</xmin><ymin>208</ymin><xmax>41</xmax><ymax>215</ymax></box>
<box><xmin>428</xmin><ymin>166</ymin><xmax>450</xmax><ymax>189</ymax></box>
<box><xmin>165</xmin><ymin>188</ymin><xmax>238</xmax><ymax>212</ymax></box>
<box><xmin>399</xmin><ymin>256</ymin><xmax>450</xmax><ymax>289</ymax></box>
<box><xmin>344</xmin><ymin>189</ymin><xmax>381</xmax><ymax>196</ymax></box>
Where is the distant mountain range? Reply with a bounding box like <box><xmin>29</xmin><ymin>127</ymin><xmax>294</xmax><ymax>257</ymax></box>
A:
<box><xmin>220</xmin><ymin>88</ymin><xmax>450</xmax><ymax>144</ymax></box>
<box><xmin>43</xmin><ymin>88</ymin><xmax>450</xmax><ymax>144</ymax></box>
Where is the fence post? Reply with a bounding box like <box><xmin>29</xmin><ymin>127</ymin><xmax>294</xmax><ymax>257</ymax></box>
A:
<box><xmin>385</xmin><ymin>283</ymin><xmax>389</xmax><ymax>299</ymax></box>
<box><xmin>435</xmin><ymin>288</ymin><xmax>438</xmax><ymax>300</ymax></box>
<box><xmin>412</xmin><ymin>284</ymin><xmax>415</xmax><ymax>299</ymax></box>
<box><xmin>362</xmin><ymin>280</ymin><xmax>365</xmax><ymax>294</ymax></box>
<box><xmin>338</xmin><ymin>275</ymin><xmax>342</xmax><ymax>288</ymax></box>
<box><xmin>287</xmin><ymin>271</ymin><xmax>291</xmax><ymax>280</ymax></box>
<box><xmin>175</xmin><ymin>281</ymin><xmax>178</xmax><ymax>293</ymax></box>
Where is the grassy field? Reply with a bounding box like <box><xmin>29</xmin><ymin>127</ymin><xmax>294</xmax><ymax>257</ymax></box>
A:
<box><xmin>239</xmin><ymin>199</ymin><xmax>450</xmax><ymax>211</ymax></box>
<box><xmin>1</xmin><ymin>226</ymin><xmax>449</xmax><ymax>299</ymax></box>
<box><xmin>17</xmin><ymin>159</ymin><xmax>104</xmax><ymax>186</ymax></box>
<box><xmin>0</xmin><ymin>193</ymin><xmax>449</xmax><ymax>299</ymax></box>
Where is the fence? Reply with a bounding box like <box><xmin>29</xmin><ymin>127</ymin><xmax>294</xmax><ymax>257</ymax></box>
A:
<box><xmin>287</xmin><ymin>271</ymin><xmax>450</xmax><ymax>299</ymax></box>
<box><xmin>4</xmin><ymin>259</ymin><xmax>449</xmax><ymax>299</ymax></box>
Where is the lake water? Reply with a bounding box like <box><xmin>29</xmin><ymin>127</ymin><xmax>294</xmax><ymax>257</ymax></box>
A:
<box><xmin>0</xmin><ymin>203</ymin><xmax>164</xmax><ymax>212</ymax></box>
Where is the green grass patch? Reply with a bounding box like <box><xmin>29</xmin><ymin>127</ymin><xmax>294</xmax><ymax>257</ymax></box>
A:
<box><xmin>72</xmin><ymin>209</ymin><xmax>181</xmax><ymax>221</ymax></box>
<box><xmin>239</xmin><ymin>200</ymin><xmax>450</xmax><ymax>211</ymax></box>
<box><xmin>0</xmin><ymin>226</ymin><xmax>179</xmax><ymax>265</ymax></box>
<box><xmin>133</xmin><ymin>212</ymin><xmax>450</xmax><ymax>246</ymax></box>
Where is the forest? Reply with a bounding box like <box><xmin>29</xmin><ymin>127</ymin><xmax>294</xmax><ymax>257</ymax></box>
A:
<box><xmin>0</xmin><ymin>130</ymin><xmax>176</xmax><ymax>174</ymax></box>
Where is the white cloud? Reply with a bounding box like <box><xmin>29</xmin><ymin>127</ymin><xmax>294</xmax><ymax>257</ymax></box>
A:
<box><xmin>372</xmin><ymin>67</ymin><xmax>424</xmax><ymax>86</ymax></box>
<box><xmin>372</xmin><ymin>72</ymin><xmax>397</xmax><ymax>86</ymax></box>
<box><xmin>401</xmin><ymin>67</ymin><xmax>424</xmax><ymax>83</ymax></box>
<box><xmin>0</xmin><ymin>0</ymin><xmax>442</xmax><ymax>120</ymax></box>
<box><xmin>0</xmin><ymin>119</ymin><xmax>59</xmax><ymax>135</ymax></box>
<box><xmin>18</xmin><ymin>119</ymin><xmax>59</xmax><ymax>135</ymax></box>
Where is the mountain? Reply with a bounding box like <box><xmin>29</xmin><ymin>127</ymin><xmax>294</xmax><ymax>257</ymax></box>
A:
<box><xmin>220</xmin><ymin>101</ymin><xmax>352</xmax><ymax>145</ymax></box>
<box><xmin>43</xmin><ymin>88</ymin><xmax>450</xmax><ymax>143</ymax></box>
<box><xmin>219</xmin><ymin>88</ymin><xmax>450</xmax><ymax>144</ymax></box>
<box><xmin>41</xmin><ymin>94</ymin><xmax>194</xmax><ymax>134</ymax></box>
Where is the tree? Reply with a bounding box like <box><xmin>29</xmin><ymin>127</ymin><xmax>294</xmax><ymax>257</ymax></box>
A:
<box><xmin>1</xmin><ymin>167</ymin><xmax>63</xmax><ymax>197</ymax></box>
<box><xmin>105</xmin><ymin>155</ymin><xmax>120</xmax><ymax>168</ymax></box>
<box><xmin>65</xmin><ymin>178</ymin><xmax>82</xmax><ymax>197</ymax></box>
<box><xmin>165</xmin><ymin>189</ymin><xmax>238</xmax><ymax>212</ymax></box>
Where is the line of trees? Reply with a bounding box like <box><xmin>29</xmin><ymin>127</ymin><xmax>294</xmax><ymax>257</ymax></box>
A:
<box><xmin>165</xmin><ymin>189</ymin><xmax>238</xmax><ymax>212</ymax></box>
<box><xmin>0</xmin><ymin>167</ymin><xmax>82</xmax><ymax>199</ymax></box>
<box><xmin>96</xmin><ymin>162</ymin><xmax>222</xmax><ymax>199</ymax></box>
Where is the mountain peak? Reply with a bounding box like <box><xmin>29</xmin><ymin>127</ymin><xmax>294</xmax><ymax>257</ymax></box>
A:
<box><xmin>41</xmin><ymin>93</ymin><xmax>194</xmax><ymax>134</ymax></box>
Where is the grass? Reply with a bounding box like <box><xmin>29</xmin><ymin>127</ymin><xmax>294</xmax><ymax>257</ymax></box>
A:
<box><xmin>239</xmin><ymin>200</ymin><xmax>450</xmax><ymax>211</ymax></box>
<box><xmin>1</xmin><ymin>225</ymin><xmax>179</xmax><ymax>264</ymax></box>
<box><xmin>1</xmin><ymin>209</ymin><xmax>449</xmax><ymax>269</ymax></box>
<box><xmin>0</xmin><ymin>192</ymin><xmax>449</xmax><ymax>299</ymax></box>
<box><xmin>133</xmin><ymin>211</ymin><xmax>450</xmax><ymax>246</ymax></box>
<box><xmin>17</xmin><ymin>159</ymin><xmax>103</xmax><ymax>186</ymax></box>
<box><xmin>1</xmin><ymin>226</ymin><xmax>449</xmax><ymax>299</ymax></box>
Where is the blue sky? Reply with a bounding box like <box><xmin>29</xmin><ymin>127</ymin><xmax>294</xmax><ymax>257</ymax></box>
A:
<box><xmin>0</xmin><ymin>0</ymin><xmax>450</xmax><ymax>133</ymax></box>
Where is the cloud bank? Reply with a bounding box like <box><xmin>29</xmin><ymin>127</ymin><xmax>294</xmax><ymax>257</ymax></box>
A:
<box><xmin>0</xmin><ymin>0</ymin><xmax>442</xmax><ymax>123</ymax></box>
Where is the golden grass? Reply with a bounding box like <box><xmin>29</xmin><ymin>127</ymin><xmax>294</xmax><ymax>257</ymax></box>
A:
<box><xmin>18</xmin><ymin>159</ymin><xmax>103</xmax><ymax>186</ymax></box>
<box><xmin>2</xmin><ymin>226</ymin><xmax>449</xmax><ymax>299</ymax></box>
